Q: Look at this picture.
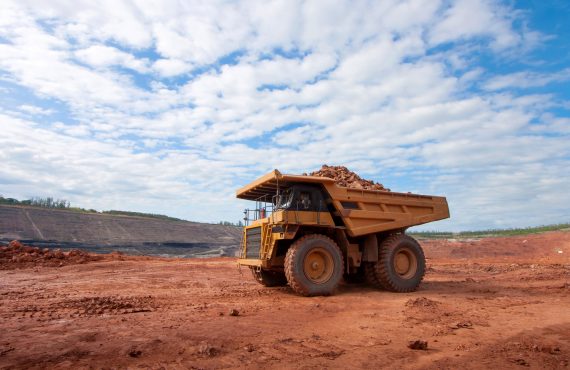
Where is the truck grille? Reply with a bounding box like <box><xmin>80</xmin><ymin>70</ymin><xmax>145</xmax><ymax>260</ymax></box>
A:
<box><xmin>245</xmin><ymin>227</ymin><xmax>262</xmax><ymax>258</ymax></box>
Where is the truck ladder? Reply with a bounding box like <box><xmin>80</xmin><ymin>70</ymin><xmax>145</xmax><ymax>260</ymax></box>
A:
<box><xmin>260</xmin><ymin>224</ymin><xmax>272</xmax><ymax>260</ymax></box>
<box><xmin>240</xmin><ymin>228</ymin><xmax>247</xmax><ymax>259</ymax></box>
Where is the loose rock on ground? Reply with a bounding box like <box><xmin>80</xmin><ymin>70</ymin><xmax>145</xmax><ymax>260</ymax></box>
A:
<box><xmin>0</xmin><ymin>240</ymin><xmax>101</xmax><ymax>269</ymax></box>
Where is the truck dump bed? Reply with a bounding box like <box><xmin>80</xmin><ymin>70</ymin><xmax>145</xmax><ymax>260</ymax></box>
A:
<box><xmin>236</xmin><ymin>170</ymin><xmax>449</xmax><ymax>237</ymax></box>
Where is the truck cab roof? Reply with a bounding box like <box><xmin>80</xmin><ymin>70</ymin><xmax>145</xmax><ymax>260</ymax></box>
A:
<box><xmin>236</xmin><ymin>169</ymin><xmax>334</xmax><ymax>201</ymax></box>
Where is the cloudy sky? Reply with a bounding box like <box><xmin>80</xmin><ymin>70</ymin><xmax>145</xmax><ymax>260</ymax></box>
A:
<box><xmin>1</xmin><ymin>0</ymin><xmax>569</xmax><ymax>231</ymax></box>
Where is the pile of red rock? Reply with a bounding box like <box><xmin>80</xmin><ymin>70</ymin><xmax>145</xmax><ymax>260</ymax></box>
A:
<box><xmin>305</xmin><ymin>165</ymin><xmax>390</xmax><ymax>191</ymax></box>
<box><xmin>0</xmin><ymin>240</ymin><xmax>101</xmax><ymax>269</ymax></box>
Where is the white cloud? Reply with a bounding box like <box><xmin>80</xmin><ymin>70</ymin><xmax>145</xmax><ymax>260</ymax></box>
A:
<box><xmin>429</xmin><ymin>0</ymin><xmax>521</xmax><ymax>49</ymax></box>
<box><xmin>0</xmin><ymin>113</ymin><xmax>241</xmax><ymax>220</ymax></box>
<box><xmin>34</xmin><ymin>0</ymin><xmax>153</xmax><ymax>48</ymax></box>
<box><xmin>0</xmin><ymin>0</ymin><xmax>568</xmax><ymax>230</ymax></box>
<box><xmin>0</xmin><ymin>27</ymin><xmax>144</xmax><ymax>110</ymax></box>
<box><xmin>534</xmin><ymin>114</ymin><xmax>570</xmax><ymax>135</ymax></box>
<box><xmin>152</xmin><ymin>58</ymin><xmax>193</xmax><ymax>77</ymax></box>
<box><xmin>483</xmin><ymin>68</ymin><xmax>570</xmax><ymax>90</ymax></box>
<box><xmin>75</xmin><ymin>45</ymin><xmax>150</xmax><ymax>73</ymax></box>
<box><xmin>18</xmin><ymin>104</ymin><xmax>54</xmax><ymax>116</ymax></box>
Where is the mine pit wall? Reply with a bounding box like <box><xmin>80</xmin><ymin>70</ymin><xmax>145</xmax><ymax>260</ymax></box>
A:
<box><xmin>0</xmin><ymin>240</ymin><xmax>239</xmax><ymax>258</ymax></box>
<box><xmin>0</xmin><ymin>205</ymin><xmax>241</xmax><ymax>258</ymax></box>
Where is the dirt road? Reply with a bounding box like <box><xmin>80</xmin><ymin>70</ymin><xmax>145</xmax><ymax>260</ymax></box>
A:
<box><xmin>1</xmin><ymin>232</ymin><xmax>569</xmax><ymax>369</ymax></box>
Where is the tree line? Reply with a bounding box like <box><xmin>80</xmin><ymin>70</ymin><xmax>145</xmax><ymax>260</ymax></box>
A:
<box><xmin>0</xmin><ymin>196</ymin><xmax>70</xmax><ymax>209</ymax></box>
<box><xmin>218</xmin><ymin>220</ymin><xmax>243</xmax><ymax>227</ymax></box>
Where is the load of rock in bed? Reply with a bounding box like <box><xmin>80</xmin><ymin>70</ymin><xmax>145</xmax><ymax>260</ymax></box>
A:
<box><xmin>0</xmin><ymin>240</ymin><xmax>102</xmax><ymax>269</ymax></box>
<box><xmin>305</xmin><ymin>165</ymin><xmax>390</xmax><ymax>191</ymax></box>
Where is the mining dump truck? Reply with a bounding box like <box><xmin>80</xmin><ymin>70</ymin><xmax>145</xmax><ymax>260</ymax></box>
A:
<box><xmin>236</xmin><ymin>170</ymin><xmax>450</xmax><ymax>296</ymax></box>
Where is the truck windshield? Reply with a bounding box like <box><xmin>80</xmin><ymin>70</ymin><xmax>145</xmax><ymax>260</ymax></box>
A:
<box><xmin>274</xmin><ymin>188</ymin><xmax>294</xmax><ymax>210</ymax></box>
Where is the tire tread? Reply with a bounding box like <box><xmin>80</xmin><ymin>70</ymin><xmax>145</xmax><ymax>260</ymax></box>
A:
<box><xmin>364</xmin><ymin>262</ymin><xmax>385</xmax><ymax>289</ymax></box>
<box><xmin>375</xmin><ymin>234</ymin><xmax>425</xmax><ymax>293</ymax></box>
<box><xmin>285</xmin><ymin>234</ymin><xmax>344</xmax><ymax>296</ymax></box>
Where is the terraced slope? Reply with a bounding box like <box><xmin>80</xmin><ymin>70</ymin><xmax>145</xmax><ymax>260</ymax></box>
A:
<box><xmin>0</xmin><ymin>205</ymin><xmax>241</xmax><ymax>257</ymax></box>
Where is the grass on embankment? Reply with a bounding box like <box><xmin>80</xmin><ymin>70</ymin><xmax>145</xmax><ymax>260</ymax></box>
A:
<box><xmin>409</xmin><ymin>223</ymin><xmax>570</xmax><ymax>239</ymax></box>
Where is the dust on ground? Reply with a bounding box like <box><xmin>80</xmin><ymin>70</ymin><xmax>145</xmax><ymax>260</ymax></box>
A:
<box><xmin>1</xmin><ymin>231</ymin><xmax>569</xmax><ymax>369</ymax></box>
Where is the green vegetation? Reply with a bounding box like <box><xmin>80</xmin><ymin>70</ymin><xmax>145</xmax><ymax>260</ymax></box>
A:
<box><xmin>218</xmin><ymin>220</ymin><xmax>243</xmax><ymax>227</ymax></box>
<box><xmin>102</xmin><ymin>210</ymin><xmax>183</xmax><ymax>222</ymax></box>
<box><xmin>0</xmin><ymin>195</ymin><xmax>184</xmax><ymax>222</ymax></box>
<box><xmin>410</xmin><ymin>223</ymin><xmax>570</xmax><ymax>239</ymax></box>
<box><xmin>0</xmin><ymin>196</ymin><xmax>70</xmax><ymax>209</ymax></box>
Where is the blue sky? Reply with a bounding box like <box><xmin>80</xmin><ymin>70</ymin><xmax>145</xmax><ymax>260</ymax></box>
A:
<box><xmin>0</xmin><ymin>0</ymin><xmax>569</xmax><ymax>231</ymax></box>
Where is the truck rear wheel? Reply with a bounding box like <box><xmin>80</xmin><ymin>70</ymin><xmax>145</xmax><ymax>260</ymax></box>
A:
<box><xmin>250</xmin><ymin>268</ymin><xmax>288</xmax><ymax>287</ymax></box>
<box><xmin>285</xmin><ymin>234</ymin><xmax>344</xmax><ymax>296</ymax></box>
<box><xmin>375</xmin><ymin>234</ymin><xmax>425</xmax><ymax>292</ymax></box>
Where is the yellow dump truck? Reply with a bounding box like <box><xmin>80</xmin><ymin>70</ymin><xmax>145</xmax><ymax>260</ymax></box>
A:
<box><xmin>236</xmin><ymin>170</ymin><xmax>450</xmax><ymax>296</ymax></box>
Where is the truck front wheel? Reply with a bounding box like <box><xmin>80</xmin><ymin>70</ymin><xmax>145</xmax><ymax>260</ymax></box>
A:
<box><xmin>285</xmin><ymin>234</ymin><xmax>344</xmax><ymax>296</ymax></box>
<box><xmin>375</xmin><ymin>234</ymin><xmax>425</xmax><ymax>292</ymax></box>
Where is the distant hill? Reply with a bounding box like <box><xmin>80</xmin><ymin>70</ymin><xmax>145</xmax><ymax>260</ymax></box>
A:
<box><xmin>0</xmin><ymin>205</ymin><xmax>242</xmax><ymax>257</ymax></box>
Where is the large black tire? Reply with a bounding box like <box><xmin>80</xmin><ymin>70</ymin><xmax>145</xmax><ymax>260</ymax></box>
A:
<box><xmin>363</xmin><ymin>262</ymin><xmax>385</xmax><ymax>289</ymax></box>
<box><xmin>285</xmin><ymin>234</ymin><xmax>344</xmax><ymax>296</ymax></box>
<box><xmin>250</xmin><ymin>268</ymin><xmax>288</xmax><ymax>287</ymax></box>
<box><xmin>375</xmin><ymin>234</ymin><xmax>425</xmax><ymax>292</ymax></box>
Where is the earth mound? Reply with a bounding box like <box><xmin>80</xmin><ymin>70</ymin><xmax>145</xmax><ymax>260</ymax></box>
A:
<box><xmin>0</xmin><ymin>240</ymin><xmax>102</xmax><ymax>269</ymax></box>
<box><xmin>405</xmin><ymin>297</ymin><xmax>440</xmax><ymax>308</ymax></box>
<box><xmin>306</xmin><ymin>164</ymin><xmax>389</xmax><ymax>191</ymax></box>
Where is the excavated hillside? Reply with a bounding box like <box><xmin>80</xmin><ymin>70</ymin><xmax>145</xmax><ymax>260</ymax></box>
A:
<box><xmin>0</xmin><ymin>205</ymin><xmax>241</xmax><ymax>257</ymax></box>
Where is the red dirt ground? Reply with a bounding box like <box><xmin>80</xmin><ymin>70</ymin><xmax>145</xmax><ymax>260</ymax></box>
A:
<box><xmin>1</xmin><ymin>231</ymin><xmax>569</xmax><ymax>369</ymax></box>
